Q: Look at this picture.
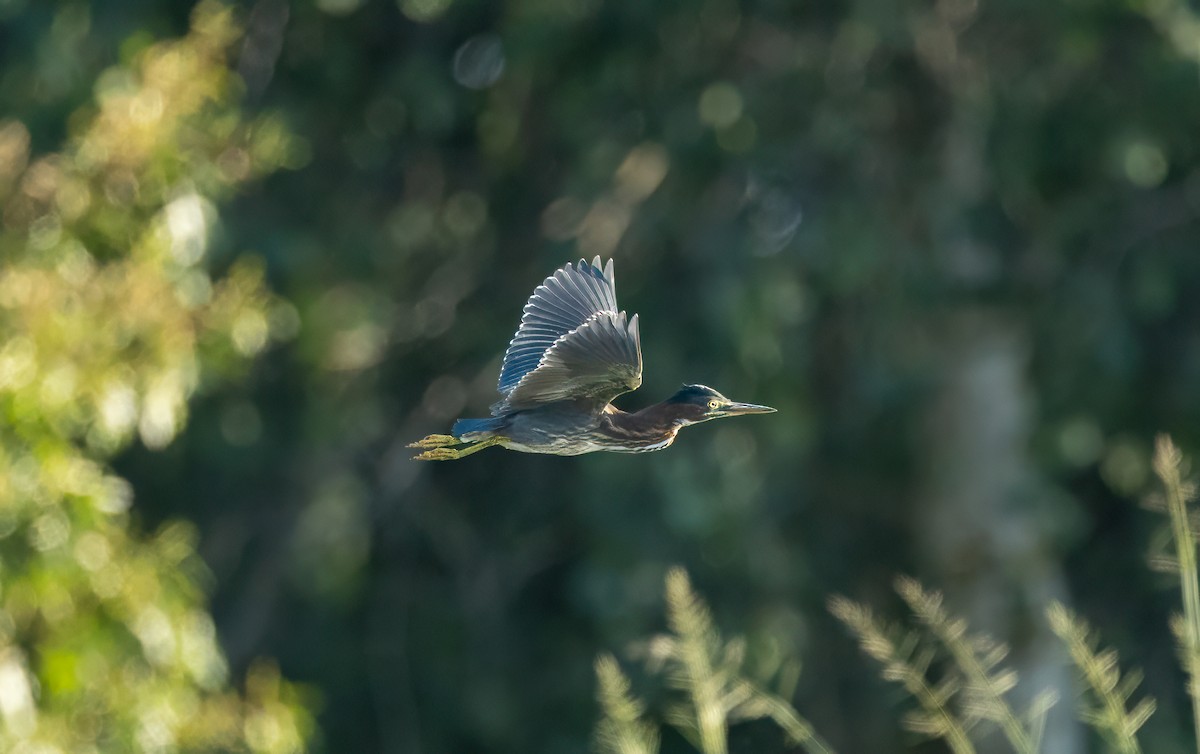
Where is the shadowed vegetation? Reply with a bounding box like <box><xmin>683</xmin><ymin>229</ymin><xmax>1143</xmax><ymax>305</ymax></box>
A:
<box><xmin>6</xmin><ymin>0</ymin><xmax>1200</xmax><ymax>751</ymax></box>
<box><xmin>598</xmin><ymin>437</ymin><xmax>1200</xmax><ymax>753</ymax></box>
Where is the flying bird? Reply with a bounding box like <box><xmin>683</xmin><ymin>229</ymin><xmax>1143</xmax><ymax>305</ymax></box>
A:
<box><xmin>410</xmin><ymin>257</ymin><xmax>775</xmax><ymax>460</ymax></box>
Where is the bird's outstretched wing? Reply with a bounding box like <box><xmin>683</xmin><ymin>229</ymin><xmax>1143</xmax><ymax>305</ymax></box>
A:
<box><xmin>493</xmin><ymin>257</ymin><xmax>642</xmax><ymax>413</ymax></box>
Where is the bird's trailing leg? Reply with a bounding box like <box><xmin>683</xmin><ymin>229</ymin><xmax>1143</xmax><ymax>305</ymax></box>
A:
<box><xmin>409</xmin><ymin>434</ymin><xmax>505</xmax><ymax>461</ymax></box>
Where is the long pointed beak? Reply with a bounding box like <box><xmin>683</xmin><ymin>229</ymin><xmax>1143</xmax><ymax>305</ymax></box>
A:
<box><xmin>722</xmin><ymin>401</ymin><xmax>776</xmax><ymax>416</ymax></box>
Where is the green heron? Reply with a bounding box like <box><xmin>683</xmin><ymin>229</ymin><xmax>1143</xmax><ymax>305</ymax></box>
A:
<box><xmin>410</xmin><ymin>257</ymin><xmax>775</xmax><ymax>460</ymax></box>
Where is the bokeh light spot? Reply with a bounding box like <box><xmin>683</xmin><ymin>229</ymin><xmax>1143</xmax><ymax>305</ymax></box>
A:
<box><xmin>442</xmin><ymin>191</ymin><xmax>488</xmax><ymax>238</ymax></box>
<box><xmin>139</xmin><ymin>375</ymin><xmax>184</xmax><ymax>449</ymax></box>
<box><xmin>1058</xmin><ymin>416</ymin><xmax>1103</xmax><ymax>467</ymax></box>
<box><xmin>175</xmin><ymin>269</ymin><xmax>214</xmax><ymax>309</ymax></box>
<box><xmin>99</xmin><ymin>381</ymin><xmax>138</xmax><ymax>437</ymax></box>
<box><xmin>769</xmin><ymin>276</ymin><xmax>809</xmax><ymax>325</ymax></box>
<box><xmin>232</xmin><ymin>309</ymin><xmax>270</xmax><ymax>356</ymax></box>
<box><xmin>0</xmin><ymin>337</ymin><xmax>37</xmax><ymax>390</ymax></box>
<box><xmin>748</xmin><ymin>183</ymin><xmax>804</xmax><ymax>253</ymax></box>
<box><xmin>29</xmin><ymin>213</ymin><xmax>63</xmax><ymax>251</ymax></box>
<box><xmin>246</xmin><ymin>708</ymin><xmax>286</xmax><ymax>751</ymax></box>
<box><xmin>1100</xmin><ymin>438</ymin><xmax>1148</xmax><ymax>496</ymax></box>
<box><xmin>698</xmin><ymin>82</ymin><xmax>743</xmax><ymax>129</ymax></box>
<box><xmin>74</xmin><ymin>532</ymin><xmax>111</xmax><ymax>572</ymax></box>
<box><xmin>134</xmin><ymin>606</ymin><xmax>176</xmax><ymax>668</ymax></box>
<box><xmin>128</xmin><ymin>88</ymin><xmax>164</xmax><ymax>125</ymax></box>
<box><xmin>614</xmin><ymin>142</ymin><xmax>669</xmax><ymax>204</ymax></box>
<box><xmin>399</xmin><ymin>0</ymin><xmax>452</xmax><ymax>23</ymax></box>
<box><xmin>453</xmin><ymin>33</ymin><xmax>506</xmax><ymax>90</ymax></box>
<box><xmin>0</xmin><ymin>650</ymin><xmax>36</xmax><ymax>738</ymax></box>
<box><xmin>1124</xmin><ymin>140</ymin><xmax>1168</xmax><ymax>188</ymax></box>
<box><xmin>268</xmin><ymin>300</ymin><xmax>302</xmax><ymax>341</ymax></box>
<box><xmin>55</xmin><ymin>239</ymin><xmax>95</xmax><ymax>285</ymax></box>
<box><xmin>55</xmin><ymin>177</ymin><xmax>91</xmax><ymax>220</ymax></box>
<box><xmin>387</xmin><ymin>202</ymin><xmax>436</xmax><ymax>250</ymax></box>
<box><xmin>0</xmin><ymin>119</ymin><xmax>31</xmax><ymax>191</ymax></box>
<box><xmin>40</xmin><ymin>363</ymin><xmax>77</xmax><ymax>407</ymax></box>
<box><xmin>327</xmin><ymin>323</ymin><xmax>386</xmax><ymax>372</ymax></box>
<box><xmin>94</xmin><ymin>476</ymin><xmax>133</xmax><ymax>516</ymax></box>
<box><xmin>216</xmin><ymin>147</ymin><xmax>251</xmax><ymax>183</ymax></box>
<box><xmin>30</xmin><ymin>510</ymin><xmax>70</xmax><ymax>552</ymax></box>
<box><xmin>577</xmin><ymin>198</ymin><xmax>632</xmax><ymax>256</ymax></box>
<box><xmin>180</xmin><ymin>611</ymin><xmax>227</xmax><ymax>690</ymax></box>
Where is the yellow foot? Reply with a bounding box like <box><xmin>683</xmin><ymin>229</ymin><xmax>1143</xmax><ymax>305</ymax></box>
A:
<box><xmin>413</xmin><ymin>446</ymin><xmax>466</xmax><ymax>461</ymax></box>
<box><xmin>408</xmin><ymin>434</ymin><xmax>458</xmax><ymax>449</ymax></box>
<box><xmin>411</xmin><ymin>435</ymin><xmax>504</xmax><ymax>461</ymax></box>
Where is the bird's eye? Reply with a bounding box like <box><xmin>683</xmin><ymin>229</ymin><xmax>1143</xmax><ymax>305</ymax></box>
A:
<box><xmin>708</xmin><ymin>399</ymin><xmax>720</xmax><ymax>410</ymax></box>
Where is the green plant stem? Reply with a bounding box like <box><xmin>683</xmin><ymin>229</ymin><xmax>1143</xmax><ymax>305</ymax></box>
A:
<box><xmin>696</xmin><ymin>681</ymin><xmax>726</xmax><ymax>754</ymax></box>
<box><xmin>1157</xmin><ymin>436</ymin><xmax>1200</xmax><ymax>751</ymax></box>
<box><xmin>743</xmin><ymin>682</ymin><xmax>838</xmax><ymax>754</ymax></box>
<box><xmin>908</xmin><ymin>675</ymin><xmax>977</xmax><ymax>754</ymax></box>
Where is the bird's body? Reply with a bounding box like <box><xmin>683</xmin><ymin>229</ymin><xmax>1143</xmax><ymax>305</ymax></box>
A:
<box><xmin>456</xmin><ymin>400</ymin><xmax>695</xmax><ymax>455</ymax></box>
<box><xmin>410</xmin><ymin>258</ymin><xmax>774</xmax><ymax>460</ymax></box>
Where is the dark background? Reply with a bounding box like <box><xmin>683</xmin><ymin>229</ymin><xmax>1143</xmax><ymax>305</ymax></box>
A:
<box><xmin>6</xmin><ymin>0</ymin><xmax>1200</xmax><ymax>751</ymax></box>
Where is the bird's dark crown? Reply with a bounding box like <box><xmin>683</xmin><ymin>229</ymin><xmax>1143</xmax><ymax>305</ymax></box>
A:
<box><xmin>666</xmin><ymin>384</ymin><xmax>728</xmax><ymax>406</ymax></box>
<box><xmin>658</xmin><ymin>384</ymin><xmax>730</xmax><ymax>425</ymax></box>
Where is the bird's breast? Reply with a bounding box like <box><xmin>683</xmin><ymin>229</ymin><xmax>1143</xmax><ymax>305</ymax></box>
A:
<box><xmin>622</xmin><ymin>431</ymin><xmax>678</xmax><ymax>452</ymax></box>
<box><xmin>598</xmin><ymin>422</ymin><xmax>680</xmax><ymax>453</ymax></box>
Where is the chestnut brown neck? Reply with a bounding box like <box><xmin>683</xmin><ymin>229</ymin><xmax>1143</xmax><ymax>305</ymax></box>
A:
<box><xmin>599</xmin><ymin>401</ymin><xmax>699</xmax><ymax>447</ymax></box>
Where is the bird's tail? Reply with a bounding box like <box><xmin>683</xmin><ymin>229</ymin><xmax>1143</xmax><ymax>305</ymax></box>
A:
<box><xmin>451</xmin><ymin>416</ymin><xmax>504</xmax><ymax>440</ymax></box>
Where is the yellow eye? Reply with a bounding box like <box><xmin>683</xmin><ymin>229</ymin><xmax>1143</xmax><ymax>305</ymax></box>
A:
<box><xmin>707</xmin><ymin>399</ymin><xmax>720</xmax><ymax>410</ymax></box>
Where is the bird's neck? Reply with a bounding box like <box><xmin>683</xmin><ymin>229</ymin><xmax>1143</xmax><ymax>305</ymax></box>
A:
<box><xmin>603</xmin><ymin>402</ymin><xmax>689</xmax><ymax>443</ymax></box>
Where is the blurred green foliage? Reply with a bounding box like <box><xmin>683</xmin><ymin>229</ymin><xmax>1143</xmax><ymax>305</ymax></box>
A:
<box><xmin>5</xmin><ymin>0</ymin><xmax>1200</xmax><ymax>751</ymax></box>
<box><xmin>0</xmin><ymin>3</ymin><xmax>310</xmax><ymax>751</ymax></box>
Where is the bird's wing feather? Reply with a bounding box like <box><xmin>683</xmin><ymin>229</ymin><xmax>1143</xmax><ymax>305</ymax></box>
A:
<box><xmin>492</xmin><ymin>257</ymin><xmax>642</xmax><ymax>413</ymax></box>
<box><xmin>495</xmin><ymin>311</ymin><xmax>642</xmax><ymax>412</ymax></box>
<box><xmin>496</xmin><ymin>257</ymin><xmax>622</xmax><ymax>395</ymax></box>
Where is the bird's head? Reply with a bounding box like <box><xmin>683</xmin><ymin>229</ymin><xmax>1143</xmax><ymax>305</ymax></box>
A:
<box><xmin>665</xmin><ymin>384</ymin><xmax>776</xmax><ymax>425</ymax></box>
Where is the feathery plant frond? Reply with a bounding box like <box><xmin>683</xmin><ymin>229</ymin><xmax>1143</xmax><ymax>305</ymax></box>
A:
<box><xmin>662</xmin><ymin>566</ymin><xmax>728</xmax><ymax>754</ymax></box>
<box><xmin>895</xmin><ymin>577</ymin><xmax>1044</xmax><ymax>754</ymax></box>
<box><xmin>829</xmin><ymin>596</ymin><xmax>977</xmax><ymax>754</ymax></box>
<box><xmin>1046</xmin><ymin>602</ymin><xmax>1153</xmax><ymax>754</ymax></box>
<box><xmin>1151</xmin><ymin>435</ymin><xmax>1200</xmax><ymax>749</ymax></box>
<box><xmin>653</xmin><ymin>568</ymin><xmax>837</xmax><ymax>754</ymax></box>
<box><xmin>593</xmin><ymin>654</ymin><xmax>660</xmax><ymax>754</ymax></box>
<box><xmin>597</xmin><ymin>567</ymin><xmax>837</xmax><ymax>754</ymax></box>
<box><xmin>1171</xmin><ymin>611</ymin><xmax>1200</xmax><ymax>730</ymax></box>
